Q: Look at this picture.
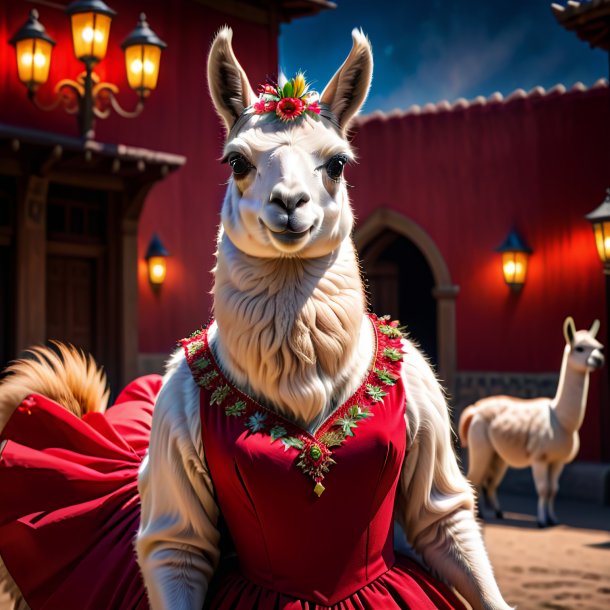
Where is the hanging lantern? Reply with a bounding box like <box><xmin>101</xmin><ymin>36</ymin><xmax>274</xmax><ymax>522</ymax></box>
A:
<box><xmin>496</xmin><ymin>229</ymin><xmax>532</xmax><ymax>290</ymax></box>
<box><xmin>585</xmin><ymin>189</ymin><xmax>610</xmax><ymax>273</ymax></box>
<box><xmin>65</xmin><ymin>0</ymin><xmax>116</xmax><ymax>64</ymax></box>
<box><xmin>121</xmin><ymin>13</ymin><xmax>167</xmax><ymax>98</ymax></box>
<box><xmin>9</xmin><ymin>9</ymin><xmax>56</xmax><ymax>92</ymax></box>
<box><xmin>145</xmin><ymin>234</ymin><xmax>170</xmax><ymax>286</ymax></box>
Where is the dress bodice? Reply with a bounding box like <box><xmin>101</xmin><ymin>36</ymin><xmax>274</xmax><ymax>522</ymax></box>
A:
<box><xmin>182</xmin><ymin>315</ymin><xmax>408</xmax><ymax>606</ymax></box>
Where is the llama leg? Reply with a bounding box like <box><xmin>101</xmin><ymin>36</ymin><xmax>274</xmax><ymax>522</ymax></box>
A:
<box><xmin>485</xmin><ymin>455</ymin><xmax>508</xmax><ymax>519</ymax></box>
<box><xmin>547</xmin><ymin>462</ymin><xmax>564</xmax><ymax>525</ymax></box>
<box><xmin>531</xmin><ymin>461</ymin><xmax>551</xmax><ymax>527</ymax></box>
<box><xmin>465</xmin><ymin>419</ymin><xmax>496</xmax><ymax>520</ymax></box>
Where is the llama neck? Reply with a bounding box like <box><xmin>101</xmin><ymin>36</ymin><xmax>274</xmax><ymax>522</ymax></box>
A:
<box><xmin>212</xmin><ymin>236</ymin><xmax>366</xmax><ymax>425</ymax></box>
<box><xmin>552</xmin><ymin>346</ymin><xmax>589</xmax><ymax>432</ymax></box>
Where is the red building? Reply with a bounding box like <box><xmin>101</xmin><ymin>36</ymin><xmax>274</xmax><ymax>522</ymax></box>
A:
<box><xmin>1</xmin><ymin>1</ymin><xmax>608</xmax><ymax>463</ymax></box>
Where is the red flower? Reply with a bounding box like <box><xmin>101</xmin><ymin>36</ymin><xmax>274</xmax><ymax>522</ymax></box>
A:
<box><xmin>253</xmin><ymin>99</ymin><xmax>277</xmax><ymax>114</ymax></box>
<box><xmin>276</xmin><ymin>97</ymin><xmax>305</xmax><ymax>121</ymax></box>
<box><xmin>306</xmin><ymin>100</ymin><xmax>321</xmax><ymax>115</ymax></box>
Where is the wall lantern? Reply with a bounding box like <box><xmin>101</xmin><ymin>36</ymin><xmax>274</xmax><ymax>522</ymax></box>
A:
<box><xmin>9</xmin><ymin>3</ymin><xmax>166</xmax><ymax>140</ymax></box>
<box><xmin>585</xmin><ymin>189</ymin><xmax>610</xmax><ymax>274</ymax></box>
<box><xmin>145</xmin><ymin>234</ymin><xmax>170</xmax><ymax>286</ymax></box>
<box><xmin>496</xmin><ymin>228</ymin><xmax>532</xmax><ymax>290</ymax></box>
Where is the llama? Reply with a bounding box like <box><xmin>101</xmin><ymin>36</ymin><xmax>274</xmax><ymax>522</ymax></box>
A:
<box><xmin>0</xmin><ymin>28</ymin><xmax>512</xmax><ymax>610</ymax></box>
<box><xmin>459</xmin><ymin>317</ymin><xmax>604</xmax><ymax>527</ymax></box>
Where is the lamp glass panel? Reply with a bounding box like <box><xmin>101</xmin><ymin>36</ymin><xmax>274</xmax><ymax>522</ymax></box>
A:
<box><xmin>15</xmin><ymin>38</ymin><xmax>53</xmax><ymax>87</ymax></box>
<box><xmin>502</xmin><ymin>251</ymin><xmax>528</xmax><ymax>286</ymax></box>
<box><xmin>148</xmin><ymin>256</ymin><xmax>167</xmax><ymax>284</ymax></box>
<box><xmin>70</xmin><ymin>12</ymin><xmax>112</xmax><ymax>62</ymax></box>
<box><xmin>125</xmin><ymin>44</ymin><xmax>161</xmax><ymax>93</ymax></box>
<box><xmin>593</xmin><ymin>221</ymin><xmax>610</xmax><ymax>263</ymax></box>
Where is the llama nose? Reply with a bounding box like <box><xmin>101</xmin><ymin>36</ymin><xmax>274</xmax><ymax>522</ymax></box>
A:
<box><xmin>269</xmin><ymin>185</ymin><xmax>310</xmax><ymax>212</ymax></box>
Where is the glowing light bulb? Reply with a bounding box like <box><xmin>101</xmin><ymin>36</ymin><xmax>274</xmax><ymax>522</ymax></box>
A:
<box><xmin>33</xmin><ymin>53</ymin><xmax>46</xmax><ymax>67</ymax></box>
<box><xmin>21</xmin><ymin>52</ymin><xmax>33</xmax><ymax>67</ymax></box>
<box><xmin>143</xmin><ymin>59</ymin><xmax>155</xmax><ymax>74</ymax></box>
<box><xmin>82</xmin><ymin>26</ymin><xmax>94</xmax><ymax>43</ymax></box>
<box><xmin>504</xmin><ymin>261</ymin><xmax>516</xmax><ymax>276</ymax></box>
<box><xmin>130</xmin><ymin>58</ymin><xmax>143</xmax><ymax>74</ymax></box>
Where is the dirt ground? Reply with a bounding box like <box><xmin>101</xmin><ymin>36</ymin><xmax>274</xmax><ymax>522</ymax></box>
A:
<box><xmin>481</xmin><ymin>497</ymin><xmax>610</xmax><ymax>610</ymax></box>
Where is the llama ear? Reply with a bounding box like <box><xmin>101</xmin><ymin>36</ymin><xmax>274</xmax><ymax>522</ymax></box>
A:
<box><xmin>207</xmin><ymin>27</ymin><xmax>256</xmax><ymax>131</ymax></box>
<box><xmin>589</xmin><ymin>319</ymin><xmax>600</xmax><ymax>338</ymax></box>
<box><xmin>321</xmin><ymin>29</ymin><xmax>373</xmax><ymax>132</ymax></box>
<box><xmin>563</xmin><ymin>316</ymin><xmax>576</xmax><ymax>345</ymax></box>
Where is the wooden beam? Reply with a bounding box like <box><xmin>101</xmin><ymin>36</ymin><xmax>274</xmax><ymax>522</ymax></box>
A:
<box><xmin>15</xmin><ymin>175</ymin><xmax>48</xmax><ymax>353</ymax></box>
<box><xmin>119</xmin><ymin>217</ymin><xmax>139</xmax><ymax>386</ymax></box>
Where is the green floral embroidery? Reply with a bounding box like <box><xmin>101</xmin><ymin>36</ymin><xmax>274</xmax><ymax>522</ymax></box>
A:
<box><xmin>334</xmin><ymin>405</ymin><xmax>373</xmax><ymax>437</ymax></box>
<box><xmin>374</xmin><ymin>367</ymin><xmax>397</xmax><ymax>386</ymax></box>
<box><xmin>225</xmin><ymin>400</ymin><xmax>247</xmax><ymax>416</ymax></box>
<box><xmin>383</xmin><ymin>347</ymin><xmax>402</xmax><ymax>362</ymax></box>
<box><xmin>282</xmin><ymin>436</ymin><xmax>305</xmax><ymax>451</ymax></box>
<box><xmin>210</xmin><ymin>384</ymin><xmax>231</xmax><ymax>405</ymax></box>
<box><xmin>193</xmin><ymin>357</ymin><xmax>211</xmax><ymax>371</ymax></box>
<box><xmin>187</xmin><ymin>340</ymin><xmax>204</xmax><ymax>356</ymax></box>
<box><xmin>246</xmin><ymin>412</ymin><xmax>268</xmax><ymax>433</ymax></box>
<box><xmin>366</xmin><ymin>384</ymin><xmax>388</xmax><ymax>403</ymax></box>
<box><xmin>379</xmin><ymin>324</ymin><xmax>402</xmax><ymax>339</ymax></box>
<box><xmin>200</xmin><ymin>370</ymin><xmax>219</xmax><ymax>388</ymax></box>
<box><xmin>270</xmin><ymin>425</ymin><xmax>288</xmax><ymax>442</ymax></box>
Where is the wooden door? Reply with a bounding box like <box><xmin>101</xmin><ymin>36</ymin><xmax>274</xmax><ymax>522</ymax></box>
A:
<box><xmin>46</xmin><ymin>256</ymin><xmax>97</xmax><ymax>354</ymax></box>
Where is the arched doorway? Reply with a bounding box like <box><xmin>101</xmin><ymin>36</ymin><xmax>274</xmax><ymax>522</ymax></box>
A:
<box><xmin>354</xmin><ymin>209</ymin><xmax>459</xmax><ymax>395</ymax></box>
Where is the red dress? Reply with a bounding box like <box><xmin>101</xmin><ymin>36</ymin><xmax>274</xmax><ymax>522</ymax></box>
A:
<box><xmin>0</xmin><ymin>315</ymin><xmax>466</xmax><ymax>609</ymax></box>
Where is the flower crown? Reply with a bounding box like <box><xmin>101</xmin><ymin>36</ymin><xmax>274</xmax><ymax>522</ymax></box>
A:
<box><xmin>253</xmin><ymin>72</ymin><xmax>321</xmax><ymax>122</ymax></box>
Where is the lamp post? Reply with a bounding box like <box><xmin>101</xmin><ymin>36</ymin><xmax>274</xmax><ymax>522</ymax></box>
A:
<box><xmin>9</xmin><ymin>2</ymin><xmax>166</xmax><ymax>140</ymax></box>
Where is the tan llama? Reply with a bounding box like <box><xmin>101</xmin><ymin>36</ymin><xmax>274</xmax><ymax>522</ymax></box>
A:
<box><xmin>459</xmin><ymin>317</ymin><xmax>604</xmax><ymax>527</ymax></box>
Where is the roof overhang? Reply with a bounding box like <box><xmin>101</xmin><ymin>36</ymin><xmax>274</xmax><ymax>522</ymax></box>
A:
<box><xmin>552</xmin><ymin>0</ymin><xmax>610</xmax><ymax>50</ymax></box>
<box><xmin>194</xmin><ymin>0</ymin><xmax>336</xmax><ymax>25</ymax></box>
<box><xmin>0</xmin><ymin>123</ymin><xmax>186</xmax><ymax>192</ymax></box>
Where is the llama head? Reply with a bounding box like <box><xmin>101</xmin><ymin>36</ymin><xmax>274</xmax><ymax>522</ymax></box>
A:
<box><xmin>207</xmin><ymin>27</ymin><xmax>373</xmax><ymax>259</ymax></box>
<box><xmin>563</xmin><ymin>317</ymin><xmax>605</xmax><ymax>373</ymax></box>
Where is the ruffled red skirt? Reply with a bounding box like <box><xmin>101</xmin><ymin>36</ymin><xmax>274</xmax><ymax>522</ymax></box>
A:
<box><xmin>0</xmin><ymin>376</ymin><xmax>466</xmax><ymax>610</ymax></box>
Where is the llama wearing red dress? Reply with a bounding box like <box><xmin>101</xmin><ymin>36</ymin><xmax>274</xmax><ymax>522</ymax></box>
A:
<box><xmin>0</xmin><ymin>28</ymin><xmax>511</xmax><ymax>610</ymax></box>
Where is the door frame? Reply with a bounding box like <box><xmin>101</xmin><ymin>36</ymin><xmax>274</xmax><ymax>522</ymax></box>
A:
<box><xmin>354</xmin><ymin>208</ymin><xmax>459</xmax><ymax>396</ymax></box>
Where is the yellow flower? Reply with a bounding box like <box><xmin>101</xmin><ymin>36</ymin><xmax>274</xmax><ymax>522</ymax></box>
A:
<box><xmin>293</xmin><ymin>72</ymin><xmax>306</xmax><ymax>98</ymax></box>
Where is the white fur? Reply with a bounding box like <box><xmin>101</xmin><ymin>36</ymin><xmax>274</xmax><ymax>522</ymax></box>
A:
<box><xmin>459</xmin><ymin>317</ymin><xmax>604</xmax><ymax>526</ymax></box>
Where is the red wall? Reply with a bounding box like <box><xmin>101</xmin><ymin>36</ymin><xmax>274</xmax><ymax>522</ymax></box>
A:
<box><xmin>350</xmin><ymin>87</ymin><xmax>610</xmax><ymax>460</ymax></box>
<box><xmin>0</xmin><ymin>0</ymin><xmax>278</xmax><ymax>355</ymax></box>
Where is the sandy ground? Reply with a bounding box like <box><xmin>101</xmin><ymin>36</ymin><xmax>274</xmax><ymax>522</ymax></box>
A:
<box><xmin>481</xmin><ymin>494</ymin><xmax>610</xmax><ymax>610</ymax></box>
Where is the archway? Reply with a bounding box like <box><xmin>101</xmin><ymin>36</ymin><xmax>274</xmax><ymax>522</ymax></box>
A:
<box><xmin>354</xmin><ymin>209</ymin><xmax>459</xmax><ymax>395</ymax></box>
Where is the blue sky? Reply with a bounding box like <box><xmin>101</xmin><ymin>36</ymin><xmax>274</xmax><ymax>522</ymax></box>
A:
<box><xmin>279</xmin><ymin>0</ymin><xmax>607</xmax><ymax>114</ymax></box>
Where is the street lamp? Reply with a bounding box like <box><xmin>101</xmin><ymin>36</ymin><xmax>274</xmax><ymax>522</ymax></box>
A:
<box><xmin>585</xmin><ymin>189</ymin><xmax>610</xmax><ymax>273</ymax></box>
<box><xmin>9</xmin><ymin>2</ymin><xmax>166</xmax><ymax>139</ymax></box>
<box><xmin>496</xmin><ymin>228</ymin><xmax>532</xmax><ymax>291</ymax></box>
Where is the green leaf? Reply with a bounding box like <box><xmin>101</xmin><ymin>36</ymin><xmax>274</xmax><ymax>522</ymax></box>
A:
<box><xmin>270</xmin><ymin>425</ymin><xmax>288</xmax><ymax>442</ymax></box>
<box><xmin>366</xmin><ymin>384</ymin><xmax>388</xmax><ymax>403</ymax></box>
<box><xmin>379</xmin><ymin>324</ymin><xmax>402</xmax><ymax>339</ymax></box>
<box><xmin>225</xmin><ymin>400</ymin><xmax>247</xmax><ymax>417</ymax></box>
<box><xmin>210</xmin><ymin>384</ymin><xmax>231</xmax><ymax>405</ymax></box>
<box><xmin>193</xmin><ymin>357</ymin><xmax>211</xmax><ymax>371</ymax></box>
<box><xmin>335</xmin><ymin>415</ymin><xmax>358</xmax><ymax>437</ymax></box>
<box><xmin>283</xmin><ymin>80</ymin><xmax>293</xmax><ymax>98</ymax></box>
<box><xmin>200</xmin><ymin>370</ymin><xmax>218</xmax><ymax>388</ymax></box>
<box><xmin>374</xmin><ymin>367</ymin><xmax>397</xmax><ymax>386</ymax></box>
<box><xmin>282</xmin><ymin>436</ymin><xmax>305</xmax><ymax>451</ymax></box>
<box><xmin>383</xmin><ymin>347</ymin><xmax>403</xmax><ymax>362</ymax></box>
<box><xmin>187</xmin><ymin>340</ymin><xmax>204</xmax><ymax>356</ymax></box>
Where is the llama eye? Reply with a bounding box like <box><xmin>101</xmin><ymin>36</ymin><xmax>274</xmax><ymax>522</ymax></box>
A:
<box><xmin>228</xmin><ymin>154</ymin><xmax>252</xmax><ymax>177</ymax></box>
<box><xmin>574</xmin><ymin>346</ymin><xmax>585</xmax><ymax>353</ymax></box>
<box><xmin>325</xmin><ymin>155</ymin><xmax>348</xmax><ymax>181</ymax></box>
